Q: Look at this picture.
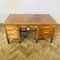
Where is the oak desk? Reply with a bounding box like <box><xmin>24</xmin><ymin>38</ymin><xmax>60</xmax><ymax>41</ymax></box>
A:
<box><xmin>3</xmin><ymin>14</ymin><xmax>57</xmax><ymax>43</ymax></box>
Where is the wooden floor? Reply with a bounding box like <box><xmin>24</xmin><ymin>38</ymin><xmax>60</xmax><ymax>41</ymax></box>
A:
<box><xmin>0</xmin><ymin>24</ymin><xmax>60</xmax><ymax>60</ymax></box>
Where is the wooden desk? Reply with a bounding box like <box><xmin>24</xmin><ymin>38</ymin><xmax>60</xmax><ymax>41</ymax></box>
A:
<box><xmin>3</xmin><ymin>14</ymin><xmax>57</xmax><ymax>43</ymax></box>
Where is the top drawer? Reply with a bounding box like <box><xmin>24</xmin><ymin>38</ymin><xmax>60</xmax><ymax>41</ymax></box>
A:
<box><xmin>39</xmin><ymin>25</ymin><xmax>56</xmax><ymax>30</ymax></box>
<box><xmin>5</xmin><ymin>25</ymin><xmax>17</xmax><ymax>30</ymax></box>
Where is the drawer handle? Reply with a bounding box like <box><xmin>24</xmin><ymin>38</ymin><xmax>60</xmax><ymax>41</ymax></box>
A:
<box><xmin>30</xmin><ymin>26</ymin><xmax>37</xmax><ymax>28</ymax></box>
<box><xmin>43</xmin><ymin>32</ymin><xmax>49</xmax><ymax>34</ymax></box>
<box><xmin>44</xmin><ymin>27</ymin><xmax>50</xmax><ymax>29</ymax></box>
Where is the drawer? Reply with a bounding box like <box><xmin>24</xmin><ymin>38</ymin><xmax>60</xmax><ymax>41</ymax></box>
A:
<box><xmin>7</xmin><ymin>32</ymin><xmax>18</xmax><ymax>35</ymax></box>
<box><xmin>42</xmin><ymin>35</ymin><xmax>52</xmax><ymax>38</ymax></box>
<box><xmin>20</xmin><ymin>26</ymin><xmax>37</xmax><ymax>31</ymax></box>
<box><xmin>5</xmin><ymin>25</ymin><xmax>17</xmax><ymax>30</ymax></box>
<box><xmin>39</xmin><ymin>25</ymin><xmax>56</xmax><ymax>30</ymax></box>
<box><xmin>43</xmin><ymin>31</ymin><xmax>53</xmax><ymax>34</ymax></box>
<box><xmin>39</xmin><ymin>29</ymin><xmax>54</xmax><ymax>34</ymax></box>
<box><xmin>39</xmin><ymin>34</ymin><xmax>52</xmax><ymax>38</ymax></box>
<box><xmin>20</xmin><ymin>26</ymin><xmax>28</xmax><ymax>28</ymax></box>
<box><xmin>7</xmin><ymin>30</ymin><xmax>18</xmax><ymax>35</ymax></box>
<box><xmin>39</xmin><ymin>30</ymin><xmax>54</xmax><ymax>37</ymax></box>
<box><xmin>8</xmin><ymin>35</ymin><xmax>19</xmax><ymax>39</ymax></box>
<box><xmin>19</xmin><ymin>25</ymin><xmax>37</xmax><ymax>28</ymax></box>
<box><xmin>42</xmin><ymin>29</ymin><xmax>54</xmax><ymax>34</ymax></box>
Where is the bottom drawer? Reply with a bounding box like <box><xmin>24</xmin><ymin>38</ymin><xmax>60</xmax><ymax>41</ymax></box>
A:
<box><xmin>39</xmin><ymin>34</ymin><xmax>53</xmax><ymax>38</ymax></box>
<box><xmin>43</xmin><ymin>34</ymin><xmax>52</xmax><ymax>38</ymax></box>
<box><xmin>8</xmin><ymin>38</ymin><xmax>18</xmax><ymax>40</ymax></box>
<box><xmin>8</xmin><ymin>35</ymin><xmax>19</xmax><ymax>39</ymax></box>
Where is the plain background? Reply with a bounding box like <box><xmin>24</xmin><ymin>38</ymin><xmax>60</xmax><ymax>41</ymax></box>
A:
<box><xmin>0</xmin><ymin>0</ymin><xmax>60</xmax><ymax>24</ymax></box>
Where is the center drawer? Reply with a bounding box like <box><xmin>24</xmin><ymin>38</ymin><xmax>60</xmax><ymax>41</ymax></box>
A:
<box><xmin>19</xmin><ymin>25</ymin><xmax>37</xmax><ymax>29</ymax></box>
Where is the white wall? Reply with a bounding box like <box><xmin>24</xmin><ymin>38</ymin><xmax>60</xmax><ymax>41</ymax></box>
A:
<box><xmin>0</xmin><ymin>0</ymin><xmax>60</xmax><ymax>24</ymax></box>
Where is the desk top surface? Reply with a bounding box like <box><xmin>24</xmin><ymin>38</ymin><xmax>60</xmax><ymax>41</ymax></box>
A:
<box><xmin>4</xmin><ymin>14</ymin><xmax>57</xmax><ymax>25</ymax></box>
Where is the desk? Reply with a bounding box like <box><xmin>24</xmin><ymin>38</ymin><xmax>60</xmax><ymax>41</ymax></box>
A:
<box><xmin>3</xmin><ymin>14</ymin><xmax>57</xmax><ymax>43</ymax></box>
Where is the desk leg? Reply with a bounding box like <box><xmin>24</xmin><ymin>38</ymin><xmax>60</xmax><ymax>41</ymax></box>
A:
<box><xmin>19</xmin><ymin>40</ymin><xmax>20</xmax><ymax>43</ymax></box>
<box><xmin>50</xmin><ymin>31</ymin><xmax>55</xmax><ymax>43</ymax></box>
<box><xmin>4</xmin><ymin>26</ymin><xmax>10</xmax><ymax>44</ymax></box>
<box><xmin>5</xmin><ymin>30</ymin><xmax>10</xmax><ymax>44</ymax></box>
<box><xmin>36</xmin><ymin>37</ymin><xmax>38</xmax><ymax>43</ymax></box>
<box><xmin>6</xmin><ymin>32</ymin><xmax>10</xmax><ymax>44</ymax></box>
<box><xmin>7</xmin><ymin>37</ymin><xmax>10</xmax><ymax>44</ymax></box>
<box><xmin>18</xmin><ymin>29</ymin><xmax>21</xmax><ymax>43</ymax></box>
<box><xmin>36</xmin><ymin>40</ymin><xmax>38</xmax><ymax>43</ymax></box>
<box><xmin>36</xmin><ymin>28</ymin><xmax>39</xmax><ymax>43</ymax></box>
<box><xmin>50</xmin><ymin>37</ymin><xmax>53</xmax><ymax>43</ymax></box>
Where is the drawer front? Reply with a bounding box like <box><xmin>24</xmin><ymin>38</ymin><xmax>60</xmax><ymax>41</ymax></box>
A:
<box><xmin>39</xmin><ymin>25</ymin><xmax>56</xmax><ymax>30</ymax></box>
<box><xmin>40</xmin><ymin>30</ymin><xmax>54</xmax><ymax>34</ymax></box>
<box><xmin>8</xmin><ymin>35</ymin><xmax>18</xmax><ymax>40</ymax></box>
<box><xmin>39</xmin><ymin>29</ymin><xmax>54</xmax><ymax>35</ymax></box>
<box><xmin>39</xmin><ymin>34</ymin><xmax>52</xmax><ymax>38</ymax></box>
<box><xmin>7</xmin><ymin>30</ymin><xmax>18</xmax><ymax>35</ymax></box>
<box><xmin>5</xmin><ymin>25</ymin><xmax>17</xmax><ymax>30</ymax></box>
<box><xmin>19</xmin><ymin>25</ymin><xmax>37</xmax><ymax>29</ymax></box>
<box><xmin>39</xmin><ymin>32</ymin><xmax>53</xmax><ymax>38</ymax></box>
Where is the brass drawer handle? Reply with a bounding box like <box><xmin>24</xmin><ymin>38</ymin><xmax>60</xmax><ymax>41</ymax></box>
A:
<box><xmin>44</xmin><ymin>27</ymin><xmax>50</xmax><ymax>29</ymax></box>
<box><xmin>43</xmin><ymin>31</ymin><xmax>53</xmax><ymax>35</ymax></box>
<box><xmin>30</xmin><ymin>26</ymin><xmax>37</xmax><ymax>28</ymax></box>
<box><xmin>43</xmin><ymin>32</ymin><xmax>49</xmax><ymax>34</ymax></box>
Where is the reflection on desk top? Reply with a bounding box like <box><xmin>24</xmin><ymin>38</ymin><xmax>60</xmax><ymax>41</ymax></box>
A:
<box><xmin>3</xmin><ymin>14</ymin><xmax>57</xmax><ymax>25</ymax></box>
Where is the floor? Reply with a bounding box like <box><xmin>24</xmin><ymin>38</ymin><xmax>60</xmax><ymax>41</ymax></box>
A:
<box><xmin>0</xmin><ymin>24</ymin><xmax>60</xmax><ymax>60</ymax></box>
